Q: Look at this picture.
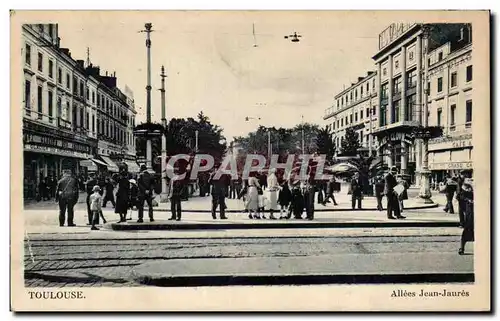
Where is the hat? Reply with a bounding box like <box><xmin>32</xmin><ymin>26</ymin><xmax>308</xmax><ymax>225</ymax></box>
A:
<box><xmin>390</xmin><ymin>166</ymin><xmax>398</xmax><ymax>172</ymax></box>
<box><xmin>129</xmin><ymin>179</ymin><xmax>137</xmax><ymax>185</ymax></box>
<box><xmin>92</xmin><ymin>185</ymin><xmax>101</xmax><ymax>192</ymax></box>
<box><xmin>140</xmin><ymin>164</ymin><xmax>147</xmax><ymax>172</ymax></box>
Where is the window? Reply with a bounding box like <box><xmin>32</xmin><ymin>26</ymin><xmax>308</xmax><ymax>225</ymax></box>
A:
<box><xmin>345</xmin><ymin>116</ymin><xmax>348</xmax><ymax>125</ymax></box>
<box><xmin>372</xmin><ymin>79</ymin><xmax>375</xmax><ymax>89</ymax></box>
<box><xmin>25</xmin><ymin>43</ymin><xmax>31</xmax><ymax>66</ymax></box>
<box><xmin>360</xmin><ymin>109</ymin><xmax>364</xmax><ymax>119</ymax></box>
<box><xmin>409</xmin><ymin>51</ymin><xmax>414</xmax><ymax>61</ymax></box>
<box><xmin>73</xmin><ymin>77</ymin><xmax>77</xmax><ymax>94</ymax></box>
<box><xmin>66</xmin><ymin>73</ymin><xmax>70</xmax><ymax>89</ymax></box>
<box><xmin>466</xmin><ymin>65</ymin><xmax>472</xmax><ymax>82</ymax></box>
<box><xmin>393</xmin><ymin>77</ymin><xmax>402</xmax><ymax>94</ymax></box>
<box><xmin>37</xmin><ymin>86</ymin><xmax>43</xmax><ymax>119</ymax></box>
<box><xmin>380</xmin><ymin>105</ymin><xmax>387</xmax><ymax>126</ymax></box>
<box><xmin>407</xmin><ymin>69</ymin><xmax>417</xmax><ymax>88</ymax></box>
<box><xmin>346</xmin><ymin>95</ymin><xmax>348</xmax><ymax>104</ymax></box>
<box><xmin>337</xmin><ymin>120</ymin><xmax>339</xmax><ymax>129</ymax></box>
<box><xmin>366</xmin><ymin>108</ymin><xmax>370</xmax><ymax>117</ymax></box>
<box><xmin>341</xmin><ymin>97</ymin><xmax>344</xmax><ymax>106</ymax></box>
<box><xmin>80</xmin><ymin>82</ymin><xmax>84</xmax><ymax>97</ymax></box>
<box><xmin>355</xmin><ymin>112</ymin><xmax>358</xmax><ymax>122</ymax></box>
<box><xmin>92</xmin><ymin>114</ymin><xmax>95</xmax><ymax>132</ymax></box>
<box><xmin>24</xmin><ymin>80</ymin><xmax>31</xmax><ymax>114</ymax></box>
<box><xmin>80</xmin><ymin>109</ymin><xmax>84</xmax><ymax>128</ymax></box>
<box><xmin>366</xmin><ymin>82</ymin><xmax>369</xmax><ymax>93</ymax></box>
<box><xmin>38</xmin><ymin>24</ymin><xmax>44</xmax><ymax>33</ymax></box>
<box><xmin>383</xmin><ymin>68</ymin><xmax>387</xmax><ymax>76</ymax></box>
<box><xmin>355</xmin><ymin>89</ymin><xmax>358</xmax><ymax>100</ymax></box>
<box><xmin>437</xmin><ymin>108</ymin><xmax>442</xmax><ymax>127</ymax></box>
<box><xmin>438</xmin><ymin>52</ymin><xmax>443</xmax><ymax>61</ymax></box>
<box><xmin>48</xmin><ymin>60</ymin><xmax>53</xmax><ymax>78</ymax></box>
<box><xmin>451</xmin><ymin>72</ymin><xmax>457</xmax><ymax>87</ymax></box>
<box><xmin>86</xmin><ymin>88</ymin><xmax>90</xmax><ymax>101</ymax></box>
<box><xmin>37</xmin><ymin>52</ymin><xmax>43</xmax><ymax>72</ymax></box>
<box><xmin>361</xmin><ymin>86</ymin><xmax>364</xmax><ymax>96</ymax></box>
<box><xmin>393</xmin><ymin>100</ymin><xmax>400</xmax><ymax>123</ymax></box>
<box><xmin>450</xmin><ymin>104</ymin><xmax>456</xmax><ymax>131</ymax></box>
<box><xmin>92</xmin><ymin>91</ymin><xmax>95</xmax><ymax>104</ymax></box>
<box><xmin>466</xmin><ymin>100</ymin><xmax>472</xmax><ymax>127</ymax></box>
<box><xmin>381</xmin><ymin>83</ymin><xmax>388</xmax><ymax>99</ymax></box>
<box><xmin>337</xmin><ymin>100</ymin><xmax>339</xmax><ymax>108</ymax></box>
<box><xmin>350</xmin><ymin>91</ymin><xmax>353</xmax><ymax>100</ymax></box>
<box><xmin>372</xmin><ymin>107</ymin><xmax>376</xmax><ymax>116</ymax></box>
<box><xmin>427</xmin><ymin>58</ymin><xmax>431</xmax><ymax>67</ymax></box>
<box><xmin>97</xmin><ymin>94</ymin><xmax>101</xmax><ymax>107</ymax></box>
<box><xmin>427</xmin><ymin>82</ymin><xmax>431</xmax><ymax>95</ymax></box>
<box><xmin>360</xmin><ymin>132</ymin><xmax>363</xmax><ymax>143</ymax></box>
<box><xmin>405</xmin><ymin>94</ymin><xmax>416</xmax><ymax>121</ymax></box>
<box><xmin>57</xmin><ymin>96</ymin><xmax>62</xmax><ymax>120</ymax></box>
<box><xmin>333</xmin><ymin>122</ymin><xmax>335</xmax><ymax>130</ymax></box>
<box><xmin>57</xmin><ymin>68</ymin><xmax>62</xmax><ymax>84</ymax></box>
<box><xmin>350</xmin><ymin>114</ymin><xmax>353</xmax><ymax>124</ymax></box>
<box><xmin>437</xmin><ymin>77</ymin><xmax>443</xmax><ymax>93</ymax></box>
<box><xmin>395</xmin><ymin>60</ymin><xmax>399</xmax><ymax>69</ymax></box>
<box><xmin>48</xmin><ymin>91</ymin><xmax>53</xmax><ymax>121</ymax></box>
<box><xmin>341</xmin><ymin>118</ymin><xmax>344</xmax><ymax>127</ymax></box>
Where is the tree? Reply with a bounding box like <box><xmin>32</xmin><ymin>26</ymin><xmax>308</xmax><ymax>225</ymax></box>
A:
<box><xmin>340</xmin><ymin>128</ymin><xmax>361</xmax><ymax>156</ymax></box>
<box><xmin>315</xmin><ymin>126</ymin><xmax>335</xmax><ymax>162</ymax></box>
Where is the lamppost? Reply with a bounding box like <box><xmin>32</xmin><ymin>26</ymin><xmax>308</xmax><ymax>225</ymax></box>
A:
<box><xmin>139</xmin><ymin>22</ymin><xmax>154</xmax><ymax>170</ymax></box>
<box><xmin>159</xmin><ymin>65</ymin><xmax>168</xmax><ymax>202</ymax></box>
<box><xmin>245</xmin><ymin>116</ymin><xmax>271</xmax><ymax>159</ymax></box>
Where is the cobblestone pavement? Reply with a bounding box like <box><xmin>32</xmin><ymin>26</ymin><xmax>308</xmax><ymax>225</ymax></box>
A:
<box><xmin>23</xmin><ymin>232</ymin><xmax>471</xmax><ymax>287</ymax></box>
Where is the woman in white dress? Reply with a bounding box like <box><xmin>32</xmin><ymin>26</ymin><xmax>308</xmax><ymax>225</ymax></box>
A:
<box><xmin>247</xmin><ymin>174</ymin><xmax>260</xmax><ymax>219</ymax></box>
<box><xmin>267</xmin><ymin>169</ymin><xmax>280</xmax><ymax>220</ymax></box>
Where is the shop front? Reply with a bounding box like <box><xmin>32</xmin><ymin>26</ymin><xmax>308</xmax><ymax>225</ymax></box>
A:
<box><xmin>428</xmin><ymin>134</ymin><xmax>473</xmax><ymax>183</ymax></box>
<box><xmin>23</xmin><ymin>119</ymin><xmax>97</xmax><ymax>200</ymax></box>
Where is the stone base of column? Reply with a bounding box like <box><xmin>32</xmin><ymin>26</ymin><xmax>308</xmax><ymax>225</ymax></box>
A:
<box><xmin>415</xmin><ymin>169</ymin><xmax>434</xmax><ymax>204</ymax></box>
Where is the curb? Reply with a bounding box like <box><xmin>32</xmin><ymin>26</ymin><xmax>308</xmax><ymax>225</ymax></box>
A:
<box><xmin>132</xmin><ymin>272</ymin><xmax>475</xmax><ymax>287</ymax></box>
<box><xmin>144</xmin><ymin>203</ymin><xmax>439</xmax><ymax>213</ymax></box>
<box><xmin>109</xmin><ymin>220</ymin><xmax>460</xmax><ymax>231</ymax></box>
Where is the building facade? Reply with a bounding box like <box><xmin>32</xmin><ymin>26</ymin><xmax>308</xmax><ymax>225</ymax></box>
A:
<box><xmin>426</xmin><ymin>25</ymin><xmax>473</xmax><ymax>181</ymax></box>
<box><xmin>324</xmin><ymin>71</ymin><xmax>379</xmax><ymax>157</ymax></box>
<box><xmin>371</xmin><ymin>22</ymin><xmax>472</xmax><ymax>184</ymax></box>
<box><xmin>22</xmin><ymin>24</ymin><xmax>138</xmax><ymax>199</ymax></box>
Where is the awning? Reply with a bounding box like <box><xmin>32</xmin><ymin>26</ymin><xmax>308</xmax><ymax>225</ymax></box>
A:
<box><xmin>91</xmin><ymin>158</ymin><xmax>108</xmax><ymax>167</ymax></box>
<box><xmin>124</xmin><ymin>160</ymin><xmax>140</xmax><ymax>173</ymax></box>
<box><xmin>79</xmin><ymin>159</ymin><xmax>98</xmax><ymax>171</ymax></box>
<box><xmin>99</xmin><ymin>155</ymin><xmax>119</xmax><ymax>172</ymax></box>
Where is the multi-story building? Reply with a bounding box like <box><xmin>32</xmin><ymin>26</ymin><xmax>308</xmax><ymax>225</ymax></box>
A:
<box><xmin>426</xmin><ymin>24</ymin><xmax>473</xmax><ymax>181</ymax></box>
<box><xmin>371</xmin><ymin>22</ymin><xmax>472</xmax><ymax>184</ymax></box>
<box><xmin>22</xmin><ymin>23</ymin><xmax>138</xmax><ymax>199</ymax></box>
<box><xmin>22</xmin><ymin>24</ymin><xmax>98</xmax><ymax>199</ymax></box>
<box><xmin>323</xmin><ymin>71</ymin><xmax>379</xmax><ymax>157</ymax></box>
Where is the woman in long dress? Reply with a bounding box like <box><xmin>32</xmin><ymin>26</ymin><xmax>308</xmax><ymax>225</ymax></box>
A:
<box><xmin>247</xmin><ymin>173</ymin><xmax>260</xmax><ymax>219</ymax></box>
<box><xmin>267</xmin><ymin>169</ymin><xmax>280</xmax><ymax>220</ymax></box>
<box><xmin>114</xmin><ymin>164</ymin><xmax>130</xmax><ymax>223</ymax></box>
<box><xmin>459</xmin><ymin>179</ymin><xmax>474</xmax><ymax>255</ymax></box>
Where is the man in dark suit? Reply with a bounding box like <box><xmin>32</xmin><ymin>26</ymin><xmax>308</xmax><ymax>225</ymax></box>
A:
<box><xmin>375</xmin><ymin>175</ymin><xmax>385</xmax><ymax>211</ymax></box>
<box><xmin>350</xmin><ymin>173</ymin><xmax>363</xmax><ymax>210</ymax></box>
<box><xmin>384</xmin><ymin>166</ymin><xmax>405</xmax><ymax>219</ymax></box>
<box><xmin>85</xmin><ymin>173</ymin><xmax>98</xmax><ymax>225</ymax></box>
<box><xmin>456</xmin><ymin>170</ymin><xmax>466</xmax><ymax>226</ymax></box>
<box><xmin>208</xmin><ymin>167</ymin><xmax>229</xmax><ymax>220</ymax></box>
<box><xmin>137</xmin><ymin>165</ymin><xmax>155</xmax><ymax>223</ymax></box>
<box><xmin>56</xmin><ymin>169</ymin><xmax>79</xmax><ymax>226</ymax></box>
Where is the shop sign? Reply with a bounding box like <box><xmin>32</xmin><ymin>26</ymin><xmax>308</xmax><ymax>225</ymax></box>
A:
<box><xmin>24</xmin><ymin>133</ymin><xmax>92</xmax><ymax>154</ymax></box>
<box><xmin>428</xmin><ymin>161</ymin><xmax>473</xmax><ymax>170</ymax></box>
<box><xmin>429</xmin><ymin>138</ymin><xmax>473</xmax><ymax>151</ymax></box>
<box><xmin>24</xmin><ymin>144</ymin><xmax>90</xmax><ymax>159</ymax></box>
<box><xmin>379</xmin><ymin>23</ymin><xmax>417</xmax><ymax>50</ymax></box>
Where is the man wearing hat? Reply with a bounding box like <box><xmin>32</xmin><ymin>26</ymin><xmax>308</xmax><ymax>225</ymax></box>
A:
<box><xmin>137</xmin><ymin>164</ymin><xmax>155</xmax><ymax>223</ymax></box>
<box><xmin>384</xmin><ymin>166</ymin><xmax>405</xmax><ymax>219</ymax></box>
<box><xmin>55</xmin><ymin>169</ymin><xmax>79</xmax><ymax>226</ymax></box>
<box><xmin>456</xmin><ymin>170</ymin><xmax>467</xmax><ymax>226</ymax></box>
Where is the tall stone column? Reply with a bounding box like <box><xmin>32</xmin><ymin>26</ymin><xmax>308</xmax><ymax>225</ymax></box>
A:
<box><xmin>388</xmin><ymin>55</ymin><xmax>394</xmax><ymax>124</ymax></box>
<box><xmin>415</xmin><ymin>35</ymin><xmax>423</xmax><ymax>186</ymax></box>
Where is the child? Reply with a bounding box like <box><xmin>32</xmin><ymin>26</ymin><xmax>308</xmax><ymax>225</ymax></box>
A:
<box><xmin>278</xmin><ymin>182</ymin><xmax>292</xmax><ymax>219</ymax></box>
<box><xmin>89</xmin><ymin>185</ymin><xmax>105</xmax><ymax>230</ymax></box>
<box><xmin>128</xmin><ymin>179</ymin><xmax>139</xmax><ymax>220</ymax></box>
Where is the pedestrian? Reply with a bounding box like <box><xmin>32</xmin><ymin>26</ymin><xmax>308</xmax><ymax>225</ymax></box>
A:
<box><xmin>168</xmin><ymin>174</ymin><xmax>184</xmax><ymax>221</ymax></box>
<box><xmin>246</xmin><ymin>173</ymin><xmax>260</xmax><ymax>219</ymax></box>
<box><xmin>458</xmin><ymin>178</ymin><xmax>474</xmax><ymax>255</ymax></box>
<box><xmin>229</xmin><ymin>178</ymin><xmax>237</xmax><ymax>199</ymax></box>
<box><xmin>456</xmin><ymin>170</ymin><xmax>467</xmax><ymax>226</ymax></box>
<box><xmin>137</xmin><ymin>164</ymin><xmax>155</xmax><ymax>223</ymax></box>
<box><xmin>443</xmin><ymin>173</ymin><xmax>457</xmax><ymax>214</ymax></box>
<box><xmin>115</xmin><ymin>164</ymin><xmax>130</xmax><ymax>223</ymax></box>
<box><xmin>322</xmin><ymin>176</ymin><xmax>339</xmax><ymax>206</ymax></box>
<box><xmin>85</xmin><ymin>173</ymin><xmax>98</xmax><ymax>225</ymax></box>
<box><xmin>290</xmin><ymin>182</ymin><xmax>305</xmax><ymax>219</ymax></box>
<box><xmin>128</xmin><ymin>179</ymin><xmax>139</xmax><ymax>220</ymax></box>
<box><xmin>89</xmin><ymin>185</ymin><xmax>105</xmax><ymax>230</ymax></box>
<box><xmin>267</xmin><ymin>169</ymin><xmax>279</xmax><ymax>220</ymax></box>
<box><xmin>304</xmin><ymin>179</ymin><xmax>316</xmax><ymax>220</ymax></box>
<box><xmin>208</xmin><ymin>167</ymin><xmax>229</xmax><ymax>220</ymax></box>
<box><xmin>384</xmin><ymin>167</ymin><xmax>405</xmax><ymax>219</ymax></box>
<box><xmin>278</xmin><ymin>181</ymin><xmax>292</xmax><ymax>219</ymax></box>
<box><xmin>350</xmin><ymin>173</ymin><xmax>363</xmax><ymax>210</ymax></box>
<box><xmin>375</xmin><ymin>175</ymin><xmax>385</xmax><ymax>211</ymax></box>
<box><xmin>55</xmin><ymin>169</ymin><xmax>79</xmax><ymax>227</ymax></box>
<box><xmin>397</xmin><ymin>175</ymin><xmax>409</xmax><ymax>213</ymax></box>
<box><xmin>102</xmin><ymin>177</ymin><xmax>116</xmax><ymax>208</ymax></box>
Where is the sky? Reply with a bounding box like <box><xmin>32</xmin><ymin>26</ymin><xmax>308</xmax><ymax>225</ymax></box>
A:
<box><xmin>56</xmin><ymin>11</ymin><xmax>389</xmax><ymax>141</ymax></box>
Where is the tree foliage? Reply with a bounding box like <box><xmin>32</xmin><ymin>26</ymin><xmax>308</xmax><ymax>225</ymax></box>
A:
<box><xmin>315</xmin><ymin>125</ymin><xmax>335</xmax><ymax>163</ymax></box>
<box><xmin>340</xmin><ymin>127</ymin><xmax>361</xmax><ymax>156</ymax></box>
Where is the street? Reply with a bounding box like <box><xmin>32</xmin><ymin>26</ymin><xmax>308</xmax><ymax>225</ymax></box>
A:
<box><xmin>22</xmin><ymin>192</ymin><xmax>472</xmax><ymax>287</ymax></box>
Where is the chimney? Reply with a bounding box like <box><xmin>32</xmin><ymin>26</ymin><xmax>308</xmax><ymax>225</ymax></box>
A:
<box><xmin>358</xmin><ymin>77</ymin><xmax>364</xmax><ymax>82</ymax></box>
<box><xmin>105</xmin><ymin>71</ymin><xmax>108</xmax><ymax>76</ymax></box>
<box><xmin>113</xmin><ymin>71</ymin><xmax>116</xmax><ymax>77</ymax></box>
